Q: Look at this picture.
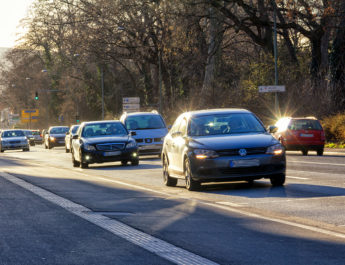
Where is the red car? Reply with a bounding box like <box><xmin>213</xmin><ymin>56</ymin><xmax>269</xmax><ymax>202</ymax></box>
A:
<box><xmin>272</xmin><ymin>117</ymin><xmax>325</xmax><ymax>156</ymax></box>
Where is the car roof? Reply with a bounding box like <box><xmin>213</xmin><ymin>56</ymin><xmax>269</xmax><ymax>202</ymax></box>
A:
<box><xmin>81</xmin><ymin>120</ymin><xmax>122</xmax><ymax>125</ymax></box>
<box><xmin>123</xmin><ymin>112</ymin><xmax>162</xmax><ymax>117</ymax></box>
<box><xmin>184</xmin><ymin>108</ymin><xmax>251</xmax><ymax>117</ymax></box>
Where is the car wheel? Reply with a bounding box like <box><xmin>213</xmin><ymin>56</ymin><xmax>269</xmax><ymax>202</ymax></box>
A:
<box><xmin>302</xmin><ymin>149</ymin><xmax>308</xmax><ymax>156</ymax></box>
<box><xmin>270</xmin><ymin>174</ymin><xmax>285</xmax><ymax>186</ymax></box>
<box><xmin>72</xmin><ymin>152</ymin><xmax>80</xmax><ymax>167</ymax></box>
<box><xmin>163</xmin><ymin>155</ymin><xmax>177</xmax><ymax>187</ymax></box>
<box><xmin>0</xmin><ymin>149</ymin><xmax>4</xmax><ymax>153</ymax></box>
<box><xmin>121</xmin><ymin>160</ymin><xmax>128</xmax><ymax>166</ymax></box>
<box><xmin>23</xmin><ymin>148</ymin><xmax>30</xmax><ymax>152</ymax></box>
<box><xmin>184</xmin><ymin>158</ymin><xmax>201</xmax><ymax>191</ymax></box>
<box><xmin>48</xmin><ymin>141</ymin><xmax>53</xmax><ymax>149</ymax></box>
<box><xmin>44</xmin><ymin>142</ymin><xmax>48</xmax><ymax>149</ymax></box>
<box><xmin>317</xmin><ymin>148</ymin><xmax>324</xmax><ymax>156</ymax></box>
<box><xmin>131</xmin><ymin>158</ymin><xmax>139</xmax><ymax>166</ymax></box>
<box><xmin>65</xmin><ymin>146</ymin><xmax>70</xmax><ymax>153</ymax></box>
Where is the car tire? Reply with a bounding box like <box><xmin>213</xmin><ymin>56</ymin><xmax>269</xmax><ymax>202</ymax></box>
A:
<box><xmin>131</xmin><ymin>159</ymin><xmax>139</xmax><ymax>166</ymax></box>
<box><xmin>79</xmin><ymin>151</ymin><xmax>88</xmax><ymax>168</ymax></box>
<box><xmin>48</xmin><ymin>141</ymin><xmax>53</xmax><ymax>149</ymax></box>
<box><xmin>121</xmin><ymin>160</ymin><xmax>128</xmax><ymax>166</ymax></box>
<box><xmin>23</xmin><ymin>148</ymin><xmax>30</xmax><ymax>152</ymax></box>
<box><xmin>163</xmin><ymin>155</ymin><xmax>177</xmax><ymax>187</ymax></box>
<box><xmin>0</xmin><ymin>149</ymin><xmax>4</xmax><ymax>153</ymax></box>
<box><xmin>302</xmin><ymin>149</ymin><xmax>308</xmax><ymax>156</ymax></box>
<box><xmin>65</xmin><ymin>146</ymin><xmax>70</xmax><ymax>153</ymax></box>
<box><xmin>72</xmin><ymin>152</ymin><xmax>80</xmax><ymax>167</ymax></box>
<box><xmin>270</xmin><ymin>174</ymin><xmax>285</xmax><ymax>186</ymax></box>
<box><xmin>317</xmin><ymin>148</ymin><xmax>324</xmax><ymax>156</ymax></box>
<box><xmin>184</xmin><ymin>158</ymin><xmax>201</xmax><ymax>191</ymax></box>
<box><xmin>44</xmin><ymin>142</ymin><xmax>48</xmax><ymax>149</ymax></box>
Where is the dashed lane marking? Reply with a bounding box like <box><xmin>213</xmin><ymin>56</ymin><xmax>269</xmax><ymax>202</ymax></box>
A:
<box><xmin>287</xmin><ymin>176</ymin><xmax>310</xmax><ymax>180</ymax></box>
<box><xmin>0</xmin><ymin>171</ymin><xmax>218</xmax><ymax>265</ymax></box>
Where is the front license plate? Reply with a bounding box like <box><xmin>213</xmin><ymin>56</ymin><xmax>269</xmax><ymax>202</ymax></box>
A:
<box><xmin>300</xmin><ymin>133</ymin><xmax>314</xmax><ymax>137</ymax></box>
<box><xmin>104</xmin><ymin>151</ymin><xmax>121</xmax><ymax>156</ymax></box>
<box><xmin>139</xmin><ymin>145</ymin><xmax>160</xmax><ymax>150</ymax></box>
<box><xmin>230</xmin><ymin>159</ymin><xmax>260</xmax><ymax>168</ymax></box>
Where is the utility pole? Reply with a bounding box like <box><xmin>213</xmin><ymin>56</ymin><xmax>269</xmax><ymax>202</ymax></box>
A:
<box><xmin>272</xmin><ymin>0</ymin><xmax>280</xmax><ymax>114</ymax></box>
<box><xmin>101</xmin><ymin>66</ymin><xmax>105</xmax><ymax>120</ymax></box>
<box><xmin>158</xmin><ymin>50</ymin><xmax>162</xmax><ymax>114</ymax></box>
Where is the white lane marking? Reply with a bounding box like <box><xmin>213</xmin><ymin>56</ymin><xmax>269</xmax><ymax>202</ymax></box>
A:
<box><xmin>287</xmin><ymin>176</ymin><xmax>310</xmax><ymax>180</ymax></box>
<box><xmin>0</xmin><ymin>171</ymin><xmax>218</xmax><ymax>265</ymax></box>
<box><xmin>216</xmin><ymin>202</ymin><xmax>242</xmax><ymax>207</ymax></box>
<box><xmin>289</xmin><ymin>161</ymin><xmax>345</xmax><ymax>167</ymax></box>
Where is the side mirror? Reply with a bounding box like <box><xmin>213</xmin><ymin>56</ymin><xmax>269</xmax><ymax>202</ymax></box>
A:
<box><xmin>72</xmin><ymin>134</ymin><xmax>79</xmax><ymax>140</ymax></box>
<box><xmin>130</xmin><ymin>131</ymin><xmax>136</xmax><ymax>136</ymax></box>
<box><xmin>267</xmin><ymin>125</ymin><xmax>278</xmax><ymax>133</ymax></box>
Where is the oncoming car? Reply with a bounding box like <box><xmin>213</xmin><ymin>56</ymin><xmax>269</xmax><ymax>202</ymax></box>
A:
<box><xmin>0</xmin><ymin>129</ymin><xmax>30</xmax><ymax>152</ymax></box>
<box><xmin>271</xmin><ymin>117</ymin><xmax>325</xmax><ymax>156</ymax></box>
<box><xmin>44</xmin><ymin>126</ymin><xmax>69</xmax><ymax>149</ymax></box>
<box><xmin>71</xmin><ymin>120</ymin><xmax>139</xmax><ymax>168</ymax></box>
<box><xmin>120</xmin><ymin>111</ymin><xmax>168</xmax><ymax>157</ymax></box>
<box><xmin>65</xmin><ymin>125</ymin><xmax>80</xmax><ymax>153</ymax></box>
<box><xmin>162</xmin><ymin>109</ymin><xmax>286</xmax><ymax>191</ymax></box>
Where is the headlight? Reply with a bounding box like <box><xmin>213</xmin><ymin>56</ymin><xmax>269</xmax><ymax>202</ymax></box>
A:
<box><xmin>126</xmin><ymin>141</ymin><xmax>137</xmax><ymax>149</ymax></box>
<box><xmin>266</xmin><ymin>144</ymin><xmax>284</xmax><ymax>155</ymax></box>
<box><xmin>1</xmin><ymin>141</ymin><xmax>8</xmax><ymax>146</ymax></box>
<box><xmin>22</xmin><ymin>139</ymin><xmax>28</xmax><ymax>144</ymax></box>
<box><xmin>50</xmin><ymin>136</ymin><xmax>56</xmax><ymax>141</ymax></box>
<box><xmin>83</xmin><ymin>144</ymin><xmax>96</xmax><ymax>151</ymax></box>
<box><xmin>193</xmin><ymin>149</ymin><xmax>219</xmax><ymax>159</ymax></box>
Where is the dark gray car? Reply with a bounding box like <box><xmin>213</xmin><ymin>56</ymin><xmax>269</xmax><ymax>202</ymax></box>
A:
<box><xmin>162</xmin><ymin>109</ymin><xmax>286</xmax><ymax>191</ymax></box>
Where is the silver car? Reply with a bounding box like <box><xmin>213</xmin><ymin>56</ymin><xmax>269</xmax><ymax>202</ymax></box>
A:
<box><xmin>0</xmin><ymin>130</ymin><xmax>30</xmax><ymax>152</ymax></box>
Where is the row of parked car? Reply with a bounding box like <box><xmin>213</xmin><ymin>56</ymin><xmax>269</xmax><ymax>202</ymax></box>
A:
<box><xmin>1</xmin><ymin>109</ymin><xmax>326</xmax><ymax>191</ymax></box>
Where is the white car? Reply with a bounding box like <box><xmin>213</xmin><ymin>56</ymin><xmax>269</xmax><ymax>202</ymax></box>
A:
<box><xmin>0</xmin><ymin>129</ymin><xmax>30</xmax><ymax>152</ymax></box>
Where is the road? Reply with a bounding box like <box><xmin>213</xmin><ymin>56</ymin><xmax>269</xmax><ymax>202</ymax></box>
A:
<box><xmin>1</xmin><ymin>146</ymin><xmax>345</xmax><ymax>264</ymax></box>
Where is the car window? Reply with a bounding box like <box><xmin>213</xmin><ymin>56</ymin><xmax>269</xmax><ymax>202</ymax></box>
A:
<box><xmin>71</xmin><ymin>126</ymin><xmax>80</xmax><ymax>134</ymax></box>
<box><xmin>289</xmin><ymin>120</ymin><xmax>322</xmax><ymax>130</ymax></box>
<box><xmin>2</xmin><ymin>130</ymin><xmax>25</xmax><ymax>137</ymax></box>
<box><xmin>188</xmin><ymin>113</ymin><xmax>265</xmax><ymax>136</ymax></box>
<box><xmin>82</xmin><ymin>122</ymin><xmax>127</xmax><ymax>137</ymax></box>
<box><xmin>125</xmin><ymin>115</ymin><xmax>165</xmax><ymax>130</ymax></box>
<box><xmin>50</xmin><ymin>127</ymin><xmax>69</xmax><ymax>134</ymax></box>
<box><xmin>32</xmin><ymin>131</ymin><xmax>40</xmax><ymax>135</ymax></box>
<box><xmin>170</xmin><ymin>115</ymin><xmax>184</xmax><ymax>134</ymax></box>
<box><xmin>178</xmin><ymin>118</ymin><xmax>188</xmax><ymax>135</ymax></box>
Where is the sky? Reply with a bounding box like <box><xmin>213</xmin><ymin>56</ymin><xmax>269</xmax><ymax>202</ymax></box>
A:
<box><xmin>0</xmin><ymin>0</ymin><xmax>35</xmax><ymax>48</ymax></box>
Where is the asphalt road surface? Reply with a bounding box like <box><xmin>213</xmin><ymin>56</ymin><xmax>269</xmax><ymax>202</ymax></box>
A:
<box><xmin>1</xmin><ymin>146</ymin><xmax>345</xmax><ymax>265</ymax></box>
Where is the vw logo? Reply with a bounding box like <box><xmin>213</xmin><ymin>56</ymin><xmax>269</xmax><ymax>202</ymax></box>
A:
<box><xmin>145</xmin><ymin>138</ymin><xmax>152</xmax><ymax>143</ymax></box>
<box><xmin>239</xmin><ymin>149</ymin><xmax>247</xmax><ymax>157</ymax></box>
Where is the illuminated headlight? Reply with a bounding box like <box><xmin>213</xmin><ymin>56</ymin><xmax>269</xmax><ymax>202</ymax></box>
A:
<box><xmin>266</xmin><ymin>144</ymin><xmax>284</xmax><ymax>155</ymax></box>
<box><xmin>126</xmin><ymin>141</ymin><xmax>137</xmax><ymax>149</ymax></box>
<box><xmin>50</xmin><ymin>136</ymin><xmax>56</xmax><ymax>141</ymax></box>
<box><xmin>194</xmin><ymin>149</ymin><xmax>219</xmax><ymax>159</ymax></box>
<box><xmin>83</xmin><ymin>144</ymin><xmax>96</xmax><ymax>151</ymax></box>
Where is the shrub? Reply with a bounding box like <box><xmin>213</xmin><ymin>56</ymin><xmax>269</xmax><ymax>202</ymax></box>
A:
<box><xmin>321</xmin><ymin>113</ymin><xmax>345</xmax><ymax>142</ymax></box>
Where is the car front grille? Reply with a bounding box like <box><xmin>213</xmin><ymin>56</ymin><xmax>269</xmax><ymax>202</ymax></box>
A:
<box><xmin>9</xmin><ymin>141</ymin><xmax>21</xmax><ymax>144</ymax></box>
<box><xmin>96</xmin><ymin>143</ymin><xmax>125</xmax><ymax>151</ymax></box>
<box><xmin>217</xmin><ymin>147</ymin><xmax>267</xmax><ymax>156</ymax></box>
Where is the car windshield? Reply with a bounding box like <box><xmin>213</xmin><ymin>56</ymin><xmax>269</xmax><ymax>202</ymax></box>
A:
<box><xmin>32</xmin><ymin>131</ymin><xmax>40</xmax><ymax>135</ymax></box>
<box><xmin>82</xmin><ymin>122</ymin><xmax>127</xmax><ymax>137</ymax></box>
<box><xmin>125</xmin><ymin>115</ymin><xmax>165</xmax><ymax>130</ymax></box>
<box><xmin>24</xmin><ymin>131</ymin><xmax>33</xmax><ymax>136</ymax></box>
<box><xmin>289</xmin><ymin>119</ymin><xmax>322</xmax><ymax>130</ymax></box>
<box><xmin>188</xmin><ymin>113</ymin><xmax>265</xmax><ymax>136</ymax></box>
<box><xmin>2</xmin><ymin>130</ymin><xmax>25</xmax><ymax>138</ymax></box>
<box><xmin>50</xmin><ymin>127</ymin><xmax>69</xmax><ymax>134</ymax></box>
<box><xmin>71</xmin><ymin>126</ymin><xmax>80</xmax><ymax>134</ymax></box>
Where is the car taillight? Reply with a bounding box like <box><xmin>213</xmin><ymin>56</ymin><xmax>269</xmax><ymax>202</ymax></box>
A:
<box><xmin>321</xmin><ymin>131</ymin><xmax>325</xmax><ymax>141</ymax></box>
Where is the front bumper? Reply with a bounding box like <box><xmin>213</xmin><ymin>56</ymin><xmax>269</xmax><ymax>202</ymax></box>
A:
<box><xmin>189</xmin><ymin>153</ymin><xmax>286</xmax><ymax>182</ymax></box>
<box><xmin>81</xmin><ymin>147</ymin><xmax>138</xmax><ymax>164</ymax></box>
<box><xmin>2</xmin><ymin>144</ymin><xmax>29</xmax><ymax>150</ymax></box>
<box><xmin>138</xmin><ymin>144</ymin><xmax>162</xmax><ymax>155</ymax></box>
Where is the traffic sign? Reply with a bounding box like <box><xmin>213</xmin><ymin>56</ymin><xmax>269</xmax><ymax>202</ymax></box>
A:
<box><xmin>123</xmin><ymin>97</ymin><xmax>140</xmax><ymax>104</ymax></box>
<box><xmin>21</xmin><ymin>109</ymin><xmax>39</xmax><ymax>118</ymax></box>
<box><xmin>258</xmin><ymin>85</ymin><xmax>285</xmax><ymax>93</ymax></box>
<box><xmin>123</xmin><ymin>103</ymin><xmax>140</xmax><ymax>111</ymax></box>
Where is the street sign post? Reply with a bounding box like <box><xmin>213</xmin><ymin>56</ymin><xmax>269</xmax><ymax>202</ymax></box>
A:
<box><xmin>258</xmin><ymin>85</ymin><xmax>286</xmax><ymax>93</ymax></box>
<box><xmin>21</xmin><ymin>109</ymin><xmax>39</xmax><ymax>128</ymax></box>
<box><xmin>123</xmin><ymin>97</ymin><xmax>140</xmax><ymax>113</ymax></box>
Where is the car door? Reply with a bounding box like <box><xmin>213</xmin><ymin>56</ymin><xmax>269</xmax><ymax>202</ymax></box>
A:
<box><xmin>164</xmin><ymin>115</ymin><xmax>183</xmax><ymax>173</ymax></box>
<box><xmin>174</xmin><ymin>117</ymin><xmax>188</xmax><ymax>173</ymax></box>
<box><xmin>72</xmin><ymin>127</ymin><xmax>83</xmax><ymax>160</ymax></box>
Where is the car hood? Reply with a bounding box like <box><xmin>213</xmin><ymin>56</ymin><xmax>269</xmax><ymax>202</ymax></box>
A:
<box><xmin>83</xmin><ymin>136</ymin><xmax>130</xmax><ymax>144</ymax></box>
<box><xmin>188</xmin><ymin>133</ymin><xmax>278</xmax><ymax>150</ymax></box>
<box><xmin>132</xmin><ymin>128</ymin><xmax>168</xmax><ymax>138</ymax></box>
<box><xmin>2</xmin><ymin>137</ymin><xmax>27</xmax><ymax>141</ymax></box>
